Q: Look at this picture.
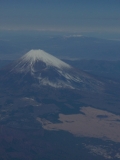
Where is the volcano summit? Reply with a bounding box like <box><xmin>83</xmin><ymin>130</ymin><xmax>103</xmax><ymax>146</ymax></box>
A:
<box><xmin>0</xmin><ymin>49</ymin><xmax>103</xmax><ymax>91</ymax></box>
<box><xmin>19</xmin><ymin>49</ymin><xmax>71</xmax><ymax>70</ymax></box>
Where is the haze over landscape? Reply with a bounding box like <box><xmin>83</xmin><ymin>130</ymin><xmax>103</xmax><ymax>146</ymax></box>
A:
<box><xmin>0</xmin><ymin>1</ymin><xmax>120</xmax><ymax>160</ymax></box>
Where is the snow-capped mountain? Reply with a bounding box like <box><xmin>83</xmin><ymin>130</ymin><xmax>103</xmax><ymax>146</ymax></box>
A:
<box><xmin>0</xmin><ymin>49</ymin><xmax>103</xmax><ymax>90</ymax></box>
<box><xmin>12</xmin><ymin>49</ymin><xmax>71</xmax><ymax>72</ymax></box>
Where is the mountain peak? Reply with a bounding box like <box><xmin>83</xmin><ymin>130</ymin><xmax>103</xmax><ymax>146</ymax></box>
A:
<box><xmin>21</xmin><ymin>49</ymin><xmax>71</xmax><ymax>69</ymax></box>
<box><xmin>0</xmin><ymin>49</ymin><xmax>103</xmax><ymax>90</ymax></box>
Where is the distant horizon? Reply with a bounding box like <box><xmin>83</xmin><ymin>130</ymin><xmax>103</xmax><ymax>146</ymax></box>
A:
<box><xmin>0</xmin><ymin>29</ymin><xmax>120</xmax><ymax>41</ymax></box>
<box><xmin>0</xmin><ymin>0</ymin><xmax>120</xmax><ymax>40</ymax></box>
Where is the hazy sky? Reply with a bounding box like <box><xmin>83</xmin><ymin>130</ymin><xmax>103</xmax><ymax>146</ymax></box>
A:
<box><xmin>0</xmin><ymin>0</ymin><xmax>120</xmax><ymax>38</ymax></box>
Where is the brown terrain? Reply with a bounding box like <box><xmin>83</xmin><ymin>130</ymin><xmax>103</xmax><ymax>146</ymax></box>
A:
<box><xmin>37</xmin><ymin>106</ymin><xmax>120</xmax><ymax>142</ymax></box>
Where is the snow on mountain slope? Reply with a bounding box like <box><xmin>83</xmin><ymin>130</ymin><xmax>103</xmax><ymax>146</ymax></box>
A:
<box><xmin>1</xmin><ymin>49</ymin><xmax>103</xmax><ymax>90</ymax></box>
<box><xmin>12</xmin><ymin>49</ymin><xmax>71</xmax><ymax>73</ymax></box>
<box><xmin>7</xmin><ymin>49</ymin><xmax>82</xmax><ymax>88</ymax></box>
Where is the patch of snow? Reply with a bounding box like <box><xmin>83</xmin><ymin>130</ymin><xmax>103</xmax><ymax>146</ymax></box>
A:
<box><xmin>58</xmin><ymin>70</ymin><xmax>82</xmax><ymax>82</ymax></box>
<box><xmin>23</xmin><ymin>97</ymin><xmax>34</xmax><ymax>101</ymax></box>
<box><xmin>64</xmin><ymin>35</ymin><xmax>83</xmax><ymax>38</ymax></box>
<box><xmin>38</xmin><ymin>77</ymin><xmax>74</xmax><ymax>89</ymax></box>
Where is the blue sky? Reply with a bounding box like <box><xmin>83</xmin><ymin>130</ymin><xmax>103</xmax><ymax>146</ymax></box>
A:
<box><xmin>0</xmin><ymin>0</ymin><xmax>120</xmax><ymax>38</ymax></box>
